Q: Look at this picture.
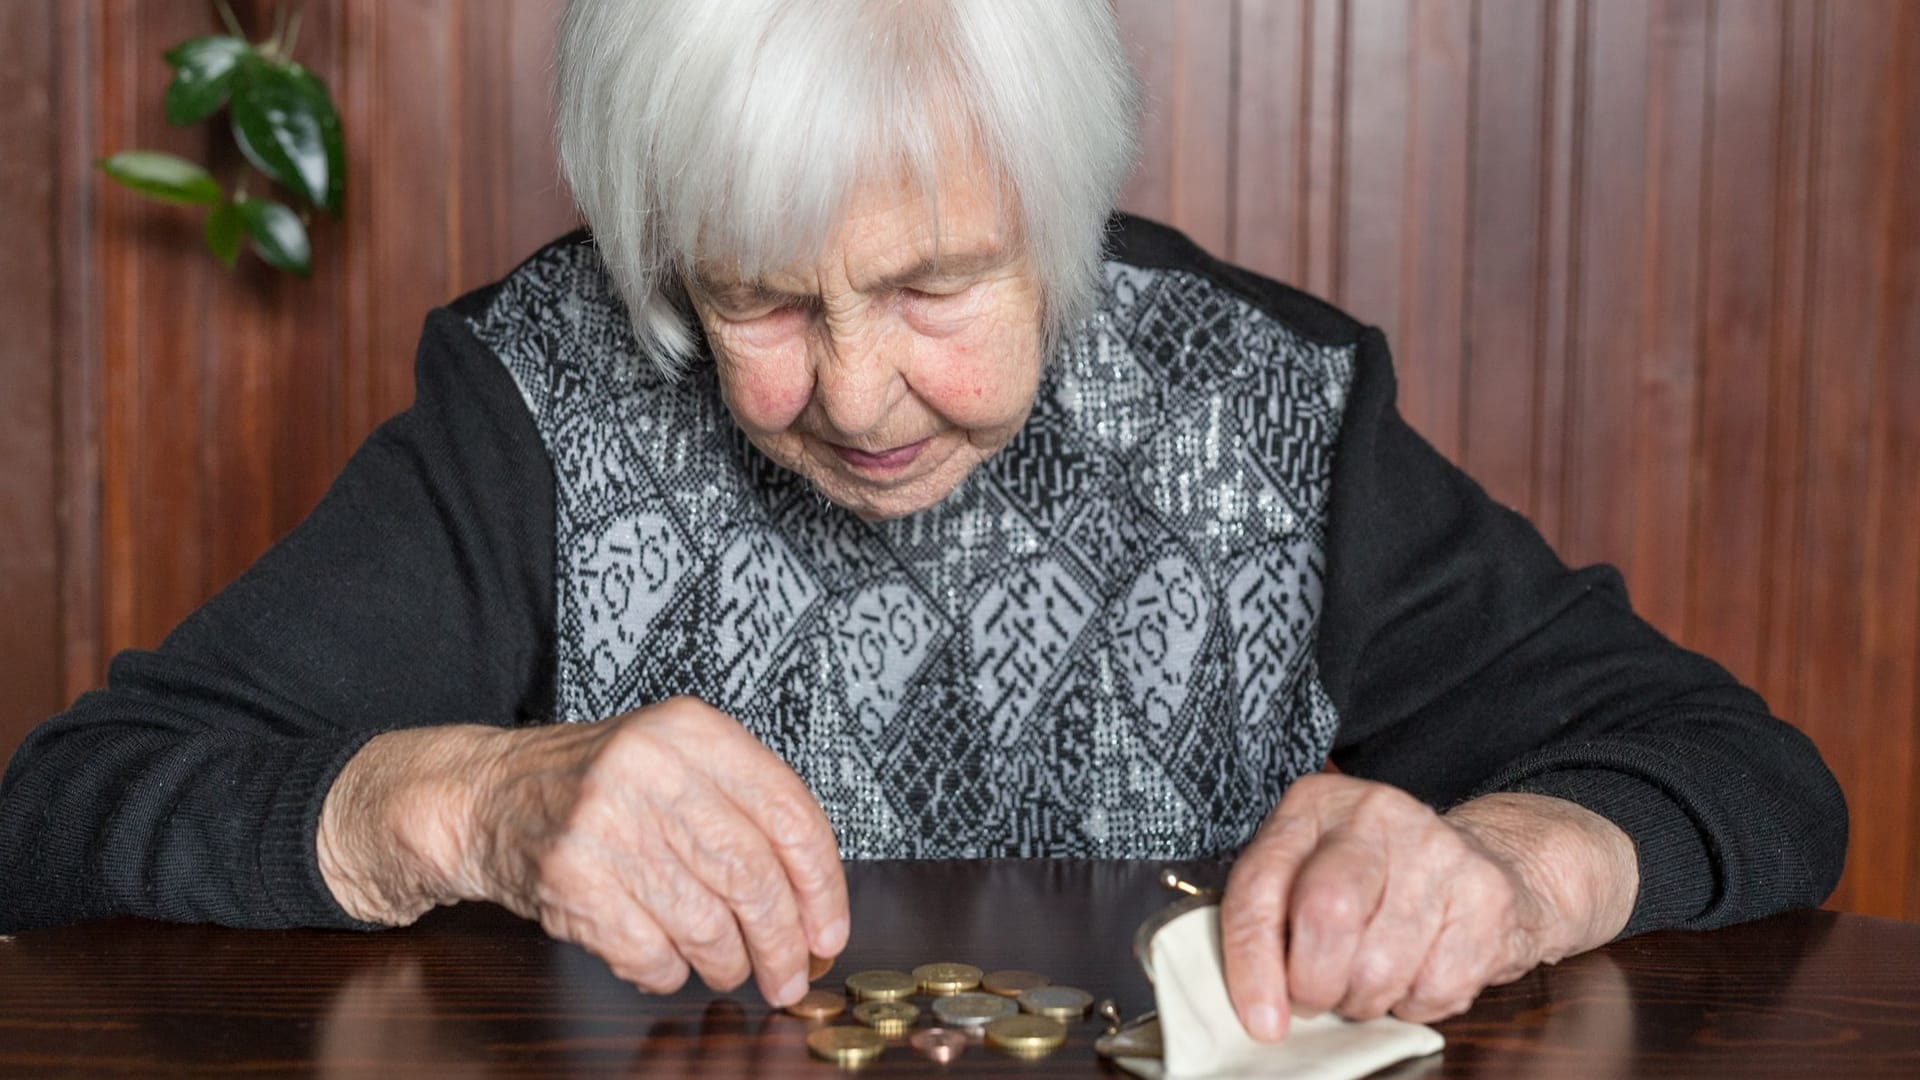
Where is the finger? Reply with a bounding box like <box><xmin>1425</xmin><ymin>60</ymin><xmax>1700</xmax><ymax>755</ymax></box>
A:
<box><xmin>719</xmin><ymin>741</ymin><xmax>850</xmax><ymax>961</ymax></box>
<box><xmin>1221</xmin><ymin>812</ymin><xmax>1321</xmax><ymax>1042</ymax></box>
<box><xmin>655</xmin><ymin>793</ymin><xmax>812</xmax><ymax>1006</ymax></box>
<box><xmin>1285</xmin><ymin>835</ymin><xmax>1389</xmax><ymax>1016</ymax></box>
<box><xmin>1394</xmin><ymin>915</ymin><xmax>1488</xmax><ymax>1023</ymax></box>
<box><xmin>550</xmin><ymin>889</ymin><xmax>692</xmax><ymax>995</ymax></box>
<box><xmin>1395</xmin><ymin>860</ymin><xmax>1516</xmax><ymax>1022</ymax></box>
<box><xmin>1337</xmin><ymin>866</ymin><xmax>1443</xmax><ymax>1020</ymax></box>
<box><xmin>638</xmin><ymin>850</ymin><xmax>758</xmax><ymax>996</ymax></box>
<box><xmin>607</xmin><ymin>908</ymin><xmax>695</xmax><ymax>994</ymax></box>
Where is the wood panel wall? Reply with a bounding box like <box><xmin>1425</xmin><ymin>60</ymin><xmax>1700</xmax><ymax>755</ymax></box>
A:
<box><xmin>2</xmin><ymin>0</ymin><xmax>1916</xmax><ymax>919</ymax></box>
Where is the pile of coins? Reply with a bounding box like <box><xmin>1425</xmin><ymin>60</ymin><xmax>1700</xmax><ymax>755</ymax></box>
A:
<box><xmin>791</xmin><ymin>959</ymin><xmax>1102</xmax><ymax>1068</ymax></box>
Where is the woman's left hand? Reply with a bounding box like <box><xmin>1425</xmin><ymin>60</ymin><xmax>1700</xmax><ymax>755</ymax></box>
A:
<box><xmin>1219</xmin><ymin>773</ymin><xmax>1639</xmax><ymax>1040</ymax></box>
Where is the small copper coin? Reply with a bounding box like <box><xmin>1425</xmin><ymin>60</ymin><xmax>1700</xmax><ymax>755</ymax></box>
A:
<box><xmin>807</xmin><ymin>1024</ymin><xmax>887</xmax><ymax>1067</ymax></box>
<box><xmin>845</xmin><ymin>969</ymin><xmax>918</xmax><ymax>1002</ymax></box>
<box><xmin>981</xmin><ymin>969</ymin><xmax>1050</xmax><ymax>998</ymax></box>
<box><xmin>985</xmin><ymin>1013</ymin><xmax>1068</xmax><ymax>1058</ymax></box>
<box><xmin>909</xmin><ymin>1027</ymin><xmax>971</xmax><ymax>1063</ymax></box>
<box><xmin>786</xmin><ymin>988</ymin><xmax>848</xmax><ymax>1021</ymax></box>
<box><xmin>809</xmin><ymin>953</ymin><xmax>836</xmax><ymax>981</ymax></box>
<box><xmin>852</xmin><ymin>999</ymin><xmax>920</xmax><ymax>1037</ymax></box>
<box><xmin>1018</xmin><ymin>985</ymin><xmax>1095</xmax><ymax>1022</ymax></box>
<box><xmin>912</xmin><ymin>961</ymin><xmax>984</xmax><ymax>996</ymax></box>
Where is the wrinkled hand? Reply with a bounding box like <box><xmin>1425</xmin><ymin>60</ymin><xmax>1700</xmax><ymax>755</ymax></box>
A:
<box><xmin>474</xmin><ymin>697</ymin><xmax>849</xmax><ymax>1006</ymax></box>
<box><xmin>1219</xmin><ymin>774</ymin><xmax>1636</xmax><ymax>1040</ymax></box>
<box><xmin>320</xmin><ymin>697</ymin><xmax>848</xmax><ymax>1008</ymax></box>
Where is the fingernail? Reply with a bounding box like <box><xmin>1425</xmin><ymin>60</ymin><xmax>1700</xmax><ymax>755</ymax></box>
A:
<box><xmin>819</xmin><ymin>917</ymin><xmax>849</xmax><ymax>954</ymax></box>
<box><xmin>777</xmin><ymin>973</ymin><xmax>808</xmax><ymax>1008</ymax></box>
<box><xmin>1246</xmin><ymin>1003</ymin><xmax>1283</xmax><ymax>1041</ymax></box>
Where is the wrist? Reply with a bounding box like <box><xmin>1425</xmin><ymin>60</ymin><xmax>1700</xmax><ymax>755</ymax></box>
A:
<box><xmin>1445</xmin><ymin>792</ymin><xmax>1639</xmax><ymax>959</ymax></box>
<box><xmin>317</xmin><ymin>725</ymin><xmax>511</xmax><ymax>925</ymax></box>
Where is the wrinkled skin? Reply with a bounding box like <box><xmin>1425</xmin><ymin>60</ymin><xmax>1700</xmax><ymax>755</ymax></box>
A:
<box><xmin>1221</xmin><ymin>775</ymin><xmax>1637</xmax><ymax>1039</ymax></box>
<box><xmin>687</xmin><ymin>149</ymin><xmax>1046</xmax><ymax>521</ymax></box>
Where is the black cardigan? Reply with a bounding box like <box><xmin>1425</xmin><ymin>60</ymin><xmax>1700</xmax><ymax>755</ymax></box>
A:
<box><xmin>0</xmin><ymin>216</ymin><xmax>1847</xmax><ymax>934</ymax></box>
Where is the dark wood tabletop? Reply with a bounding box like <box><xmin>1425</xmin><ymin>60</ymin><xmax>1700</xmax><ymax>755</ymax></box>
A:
<box><xmin>2</xmin><ymin>859</ymin><xmax>1916</xmax><ymax>1078</ymax></box>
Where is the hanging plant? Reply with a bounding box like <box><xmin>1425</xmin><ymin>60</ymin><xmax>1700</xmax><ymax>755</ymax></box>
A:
<box><xmin>97</xmin><ymin>2</ymin><xmax>342</xmax><ymax>276</ymax></box>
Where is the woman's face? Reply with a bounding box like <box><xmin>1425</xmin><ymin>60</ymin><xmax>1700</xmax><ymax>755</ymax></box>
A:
<box><xmin>687</xmin><ymin>158</ymin><xmax>1045</xmax><ymax>521</ymax></box>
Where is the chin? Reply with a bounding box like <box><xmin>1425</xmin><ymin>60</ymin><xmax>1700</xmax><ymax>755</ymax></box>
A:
<box><xmin>802</xmin><ymin>462</ymin><xmax>972</xmax><ymax>521</ymax></box>
<box><xmin>821</xmin><ymin>477</ymin><xmax>961</xmax><ymax>522</ymax></box>
<box><xmin>776</xmin><ymin>438</ymin><xmax>982</xmax><ymax>521</ymax></box>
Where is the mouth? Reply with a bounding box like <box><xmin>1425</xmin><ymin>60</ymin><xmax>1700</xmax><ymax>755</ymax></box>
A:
<box><xmin>829</xmin><ymin>437</ymin><xmax>932</xmax><ymax>476</ymax></box>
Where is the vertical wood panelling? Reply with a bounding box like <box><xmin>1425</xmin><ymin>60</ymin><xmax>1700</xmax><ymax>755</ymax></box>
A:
<box><xmin>6</xmin><ymin>0</ymin><xmax>1917</xmax><ymax>916</ymax></box>
<box><xmin>1627</xmin><ymin>0</ymin><xmax>1709</xmax><ymax>640</ymax></box>
<box><xmin>1115</xmin><ymin>0</ymin><xmax>1238</xmax><ymax>255</ymax></box>
<box><xmin>1855</xmin><ymin>0</ymin><xmax>1920</xmax><ymax>921</ymax></box>
<box><xmin>1460</xmin><ymin>0</ymin><xmax>1549</xmax><ymax>518</ymax></box>
<box><xmin>1758</xmin><ymin>0</ymin><xmax>1818</xmax><ymax>772</ymax></box>
<box><xmin>1396</xmin><ymin>0</ymin><xmax>1473</xmax><ymax>459</ymax></box>
<box><xmin>363</xmin><ymin>0</ymin><xmax>453</xmax><ymax>426</ymax></box>
<box><xmin>101</xmin><ymin>2</ymin><xmax>214</xmax><ymax>651</ymax></box>
<box><xmin>1560</xmin><ymin>0</ymin><xmax>1651</xmax><ymax>583</ymax></box>
<box><xmin>1886</xmin><ymin>2</ymin><xmax>1920</xmax><ymax>926</ymax></box>
<box><xmin>1689</xmin><ymin>0</ymin><xmax>1786</xmax><ymax>687</ymax></box>
<box><xmin>56</xmin><ymin>0</ymin><xmax>103</xmax><ymax>710</ymax></box>
<box><xmin>1530</xmin><ymin>0</ymin><xmax>1584</xmax><ymax>551</ymax></box>
<box><xmin>0</xmin><ymin>0</ymin><xmax>63</xmax><ymax>760</ymax></box>
<box><xmin>1233</xmin><ymin>0</ymin><xmax>1312</xmax><ymax>284</ymax></box>
<box><xmin>1795</xmin><ymin>0</ymin><xmax>1903</xmax><ymax>916</ymax></box>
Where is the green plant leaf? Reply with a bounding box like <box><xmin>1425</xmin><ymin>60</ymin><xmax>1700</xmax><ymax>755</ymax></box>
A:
<box><xmin>238</xmin><ymin>197</ymin><xmax>310</xmax><ymax>275</ymax></box>
<box><xmin>283</xmin><ymin>63</ymin><xmax>345</xmax><ymax>214</ymax></box>
<box><xmin>203</xmin><ymin>200</ymin><xmax>245</xmax><ymax>267</ymax></box>
<box><xmin>230</xmin><ymin>61</ymin><xmax>331</xmax><ymax>210</ymax></box>
<box><xmin>97</xmin><ymin>151</ymin><xmax>223</xmax><ymax>205</ymax></box>
<box><xmin>162</xmin><ymin>36</ymin><xmax>250</xmax><ymax>126</ymax></box>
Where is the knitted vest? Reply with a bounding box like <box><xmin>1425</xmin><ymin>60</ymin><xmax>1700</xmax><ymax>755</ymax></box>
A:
<box><xmin>468</xmin><ymin>241</ymin><xmax>1356</xmax><ymax>859</ymax></box>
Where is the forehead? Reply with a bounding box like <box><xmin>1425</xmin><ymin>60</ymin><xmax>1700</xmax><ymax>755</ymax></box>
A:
<box><xmin>698</xmin><ymin>149</ymin><xmax>1017</xmax><ymax>290</ymax></box>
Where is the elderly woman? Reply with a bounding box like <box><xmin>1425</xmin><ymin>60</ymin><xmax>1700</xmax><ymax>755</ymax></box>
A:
<box><xmin>0</xmin><ymin>0</ymin><xmax>1842</xmax><ymax>1042</ymax></box>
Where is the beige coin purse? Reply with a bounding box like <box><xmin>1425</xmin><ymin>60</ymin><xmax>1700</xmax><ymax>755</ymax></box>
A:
<box><xmin>1099</xmin><ymin>886</ymin><xmax>1445</xmax><ymax>1079</ymax></box>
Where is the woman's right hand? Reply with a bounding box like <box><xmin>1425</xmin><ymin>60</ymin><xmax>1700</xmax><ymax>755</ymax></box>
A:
<box><xmin>317</xmin><ymin>696</ymin><xmax>849</xmax><ymax>1008</ymax></box>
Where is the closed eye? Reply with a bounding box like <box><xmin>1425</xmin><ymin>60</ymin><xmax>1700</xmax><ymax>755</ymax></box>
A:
<box><xmin>902</xmin><ymin>283</ymin><xmax>974</xmax><ymax>302</ymax></box>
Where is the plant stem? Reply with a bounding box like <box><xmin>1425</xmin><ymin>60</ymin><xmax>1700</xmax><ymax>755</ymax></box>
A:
<box><xmin>270</xmin><ymin>4</ymin><xmax>287</xmax><ymax>50</ymax></box>
<box><xmin>214</xmin><ymin>0</ymin><xmax>246</xmax><ymax>40</ymax></box>
<box><xmin>282</xmin><ymin>5</ymin><xmax>305</xmax><ymax>58</ymax></box>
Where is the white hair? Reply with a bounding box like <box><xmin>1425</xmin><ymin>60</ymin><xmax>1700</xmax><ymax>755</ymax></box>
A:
<box><xmin>556</xmin><ymin>0</ymin><xmax>1140</xmax><ymax>377</ymax></box>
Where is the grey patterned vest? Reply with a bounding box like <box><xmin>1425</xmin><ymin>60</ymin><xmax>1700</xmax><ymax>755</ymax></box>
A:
<box><xmin>467</xmin><ymin>241</ymin><xmax>1357</xmax><ymax>859</ymax></box>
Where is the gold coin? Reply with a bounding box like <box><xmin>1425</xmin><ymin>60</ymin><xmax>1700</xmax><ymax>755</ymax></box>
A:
<box><xmin>809</xmin><ymin>953</ymin><xmax>835</xmax><ymax>981</ymax></box>
<box><xmin>1018</xmin><ymin>984</ymin><xmax>1094</xmax><ymax>1022</ymax></box>
<box><xmin>806</xmin><ymin>1024</ymin><xmax>887</xmax><ymax>1067</ymax></box>
<box><xmin>985</xmin><ymin>1013</ymin><xmax>1068</xmax><ymax>1058</ymax></box>
<box><xmin>981</xmin><ymin>969</ymin><xmax>1051</xmax><ymax>998</ymax></box>
<box><xmin>786</xmin><ymin>988</ymin><xmax>848</xmax><ymax>1021</ymax></box>
<box><xmin>912</xmin><ymin>961</ymin><xmax>983</xmax><ymax>996</ymax></box>
<box><xmin>845</xmin><ymin>969</ymin><xmax>918</xmax><ymax>1002</ymax></box>
<box><xmin>852</xmin><ymin>999</ymin><xmax>920</xmax><ymax>1036</ymax></box>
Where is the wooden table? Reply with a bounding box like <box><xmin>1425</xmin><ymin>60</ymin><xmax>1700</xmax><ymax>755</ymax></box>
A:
<box><xmin>2</xmin><ymin>860</ymin><xmax>1916</xmax><ymax>1077</ymax></box>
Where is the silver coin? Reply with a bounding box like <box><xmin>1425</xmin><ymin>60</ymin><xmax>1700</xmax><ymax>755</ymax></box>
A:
<box><xmin>932</xmin><ymin>992</ymin><xmax>1017</xmax><ymax>1031</ymax></box>
<box><xmin>1018</xmin><ymin>985</ymin><xmax>1095</xmax><ymax>1020</ymax></box>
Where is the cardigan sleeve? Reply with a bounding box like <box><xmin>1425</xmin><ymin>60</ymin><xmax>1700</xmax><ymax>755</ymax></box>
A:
<box><xmin>1315</xmin><ymin>327</ymin><xmax>1847</xmax><ymax>936</ymax></box>
<box><xmin>0</xmin><ymin>309</ymin><xmax>557</xmax><ymax>932</ymax></box>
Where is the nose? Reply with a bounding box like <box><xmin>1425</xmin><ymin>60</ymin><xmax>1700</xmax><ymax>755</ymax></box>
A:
<box><xmin>812</xmin><ymin>336</ymin><xmax>903</xmax><ymax>440</ymax></box>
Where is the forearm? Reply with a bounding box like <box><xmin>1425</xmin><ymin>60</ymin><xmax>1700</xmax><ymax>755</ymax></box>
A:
<box><xmin>317</xmin><ymin>724</ymin><xmax>512</xmax><ymax>925</ymax></box>
<box><xmin>1445</xmin><ymin>792</ymin><xmax>1638</xmax><ymax>960</ymax></box>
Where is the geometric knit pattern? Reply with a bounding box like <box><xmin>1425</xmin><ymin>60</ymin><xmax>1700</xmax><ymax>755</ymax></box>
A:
<box><xmin>467</xmin><ymin>241</ymin><xmax>1357</xmax><ymax>859</ymax></box>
